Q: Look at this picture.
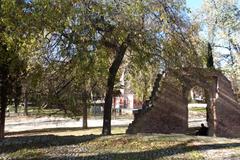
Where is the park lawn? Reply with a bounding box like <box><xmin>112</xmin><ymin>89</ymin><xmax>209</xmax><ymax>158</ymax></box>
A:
<box><xmin>1</xmin><ymin>127</ymin><xmax>240</xmax><ymax>160</ymax></box>
<box><xmin>7</xmin><ymin>105</ymin><xmax>67</xmax><ymax>117</ymax></box>
<box><xmin>190</xmin><ymin>107</ymin><xmax>206</xmax><ymax>113</ymax></box>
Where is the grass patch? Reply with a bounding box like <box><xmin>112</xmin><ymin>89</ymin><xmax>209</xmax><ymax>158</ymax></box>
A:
<box><xmin>189</xmin><ymin>107</ymin><xmax>206</xmax><ymax>112</ymax></box>
<box><xmin>7</xmin><ymin>149</ymin><xmax>44</xmax><ymax>160</ymax></box>
<box><xmin>189</xmin><ymin>151</ymin><xmax>204</xmax><ymax>160</ymax></box>
<box><xmin>7</xmin><ymin>105</ymin><xmax>133</xmax><ymax>121</ymax></box>
<box><xmin>6</xmin><ymin>126</ymin><xmax>127</xmax><ymax>137</ymax></box>
<box><xmin>7</xmin><ymin>105</ymin><xmax>66</xmax><ymax>117</ymax></box>
<box><xmin>2</xmin><ymin>128</ymin><xmax>240</xmax><ymax>160</ymax></box>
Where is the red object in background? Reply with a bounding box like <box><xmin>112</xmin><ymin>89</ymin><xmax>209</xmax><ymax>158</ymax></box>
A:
<box><xmin>120</xmin><ymin>97</ymin><xmax>124</xmax><ymax>108</ymax></box>
<box><xmin>113</xmin><ymin>97</ymin><xmax>116</xmax><ymax>109</ymax></box>
<box><xmin>133</xmin><ymin>99</ymin><xmax>143</xmax><ymax>109</ymax></box>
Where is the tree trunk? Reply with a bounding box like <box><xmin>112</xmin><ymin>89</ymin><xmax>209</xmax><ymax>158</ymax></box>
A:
<box><xmin>0</xmin><ymin>68</ymin><xmax>8</xmax><ymax>139</ymax></box>
<box><xmin>14</xmin><ymin>102</ymin><xmax>18</xmax><ymax>113</ymax></box>
<box><xmin>82</xmin><ymin>105</ymin><xmax>88</xmax><ymax>129</ymax></box>
<box><xmin>14</xmin><ymin>97</ymin><xmax>19</xmax><ymax>114</ymax></box>
<box><xmin>82</xmin><ymin>90</ymin><xmax>88</xmax><ymax>129</ymax></box>
<box><xmin>14</xmin><ymin>81</ymin><xmax>22</xmax><ymax>114</ymax></box>
<box><xmin>24</xmin><ymin>90</ymin><xmax>28</xmax><ymax>116</ymax></box>
<box><xmin>0</xmin><ymin>1</ymin><xmax>9</xmax><ymax>140</ymax></box>
<box><xmin>102</xmin><ymin>45</ymin><xmax>127</xmax><ymax>135</ymax></box>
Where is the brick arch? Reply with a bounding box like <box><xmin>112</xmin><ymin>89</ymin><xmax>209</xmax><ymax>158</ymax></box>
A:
<box><xmin>181</xmin><ymin>79</ymin><xmax>216</xmax><ymax>136</ymax></box>
<box><xmin>127</xmin><ymin>68</ymin><xmax>240</xmax><ymax>137</ymax></box>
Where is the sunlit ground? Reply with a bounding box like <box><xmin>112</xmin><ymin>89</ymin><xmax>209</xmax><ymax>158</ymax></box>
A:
<box><xmin>1</xmin><ymin>106</ymin><xmax>240</xmax><ymax>160</ymax></box>
<box><xmin>1</xmin><ymin>126</ymin><xmax>240</xmax><ymax>160</ymax></box>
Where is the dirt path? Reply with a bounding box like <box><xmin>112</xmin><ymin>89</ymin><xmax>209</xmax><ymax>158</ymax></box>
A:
<box><xmin>5</xmin><ymin>116</ymin><xmax>133</xmax><ymax>133</ymax></box>
<box><xmin>5</xmin><ymin>110</ymin><xmax>206</xmax><ymax>133</ymax></box>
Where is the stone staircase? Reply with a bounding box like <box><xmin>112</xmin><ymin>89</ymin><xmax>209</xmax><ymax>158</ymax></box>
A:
<box><xmin>126</xmin><ymin>73</ymin><xmax>164</xmax><ymax>134</ymax></box>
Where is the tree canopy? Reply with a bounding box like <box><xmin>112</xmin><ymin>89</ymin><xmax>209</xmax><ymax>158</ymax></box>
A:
<box><xmin>1</xmin><ymin>0</ymin><xmax>239</xmax><ymax>139</ymax></box>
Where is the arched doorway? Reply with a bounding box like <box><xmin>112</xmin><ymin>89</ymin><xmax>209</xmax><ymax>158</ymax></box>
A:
<box><xmin>187</xmin><ymin>86</ymin><xmax>209</xmax><ymax>135</ymax></box>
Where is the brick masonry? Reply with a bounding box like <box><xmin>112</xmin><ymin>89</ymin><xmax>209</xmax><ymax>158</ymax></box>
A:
<box><xmin>126</xmin><ymin>68</ymin><xmax>240</xmax><ymax>138</ymax></box>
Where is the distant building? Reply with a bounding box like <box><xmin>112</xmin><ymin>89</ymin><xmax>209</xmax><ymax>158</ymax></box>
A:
<box><xmin>112</xmin><ymin>69</ymin><xmax>135</xmax><ymax>111</ymax></box>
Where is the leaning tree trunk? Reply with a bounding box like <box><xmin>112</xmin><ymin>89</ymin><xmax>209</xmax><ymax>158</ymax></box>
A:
<box><xmin>102</xmin><ymin>44</ymin><xmax>128</xmax><ymax>135</ymax></box>
<box><xmin>0</xmin><ymin>68</ymin><xmax>8</xmax><ymax>139</ymax></box>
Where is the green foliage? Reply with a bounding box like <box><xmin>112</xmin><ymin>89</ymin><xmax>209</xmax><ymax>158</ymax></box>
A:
<box><xmin>207</xmin><ymin>42</ymin><xmax>214</xmax><ymax>68</ymax></box>
<box><xmin>0</xmin><ymin>0</ymin><xmax>214</xmax><ymax>127</ymax></box>
<box><xmin>8</xmin><ymin>149</ymin><xmax>44</xmax><ymax>160</ymax></box>
<box><xmin>0</xmin><ymin>0</ymin><xmax>32</xmax><ymax>104</ymax></box>
<box><xmin>127</xmin><ymin>63</ymin><xmax>160</xmax><ymax>101</ymax></box>
<box><xmin>195</xmin><ymin>0</ymin><xmax>240</xmax><ymax>93</ymax></box>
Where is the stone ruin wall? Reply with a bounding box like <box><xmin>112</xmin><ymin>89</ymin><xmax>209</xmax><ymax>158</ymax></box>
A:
<box><xmin>127</xmin><ymin>69</ymin><xmax>240</xmax><ymax>138</ymax></box>
<box><xmin>127</xmin><ymin>71</ymin><xmax>188</xmax><ymax>134</ymax></box>
<box><xmin>215</xmin><ymin>75</ymin><xmax>240</xmax><ymax>137</ymax></box>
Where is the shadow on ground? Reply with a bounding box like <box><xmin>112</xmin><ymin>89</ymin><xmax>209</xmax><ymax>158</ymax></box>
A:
<box><xmin>41</xmin><ymin>140</ymin><xmax>240</xmax><ymax>160</ymax></box>
<box><xmin>1</xmin><ymin>133</ymin><xmax>240</xmax><ymax>160</ymax></box>
<box><xmin>0</xmin><ymin>134</ymin><xmax>100</xmax><ymax>154</ymax></box>
<box><xmin>5</xmin><ymin>126</ymin><xmax>127</xmax><ymax>136</ymax></box>
<box><xmin>5</xmin><ymin>127</ymin><xmax>98</xmax><ymax>136</ymax></box>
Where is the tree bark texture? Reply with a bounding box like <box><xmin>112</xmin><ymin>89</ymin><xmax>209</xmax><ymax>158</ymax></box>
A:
<box><xmin>0</xmin><ymin>67</ymin><xmax>8</xmax><ymax>139</ymax></box>
<box><xmin>82</xmin><ymin>90</ymin><xmax>88</xmax><ymax>129</ymax></box>
<box><xmin>102</xmin><ymin>44</ymin><xmax>128</xmax><ymax>135</ymax></box>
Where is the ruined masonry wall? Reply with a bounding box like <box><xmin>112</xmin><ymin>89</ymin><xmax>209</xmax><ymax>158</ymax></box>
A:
<box><xmin>128</xmin><ymin>72</ymin><xmax>188</xmax><ymax>134</ymax></box>
<box><xmin>127</xmin><ymin>69</ymin><xmax>240</xmax><ymax>138</ymax></box>
<box><xmin>215</xmin><ymin>76</ymin><xmax>240</xmax><ymax>137</ymax></box>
